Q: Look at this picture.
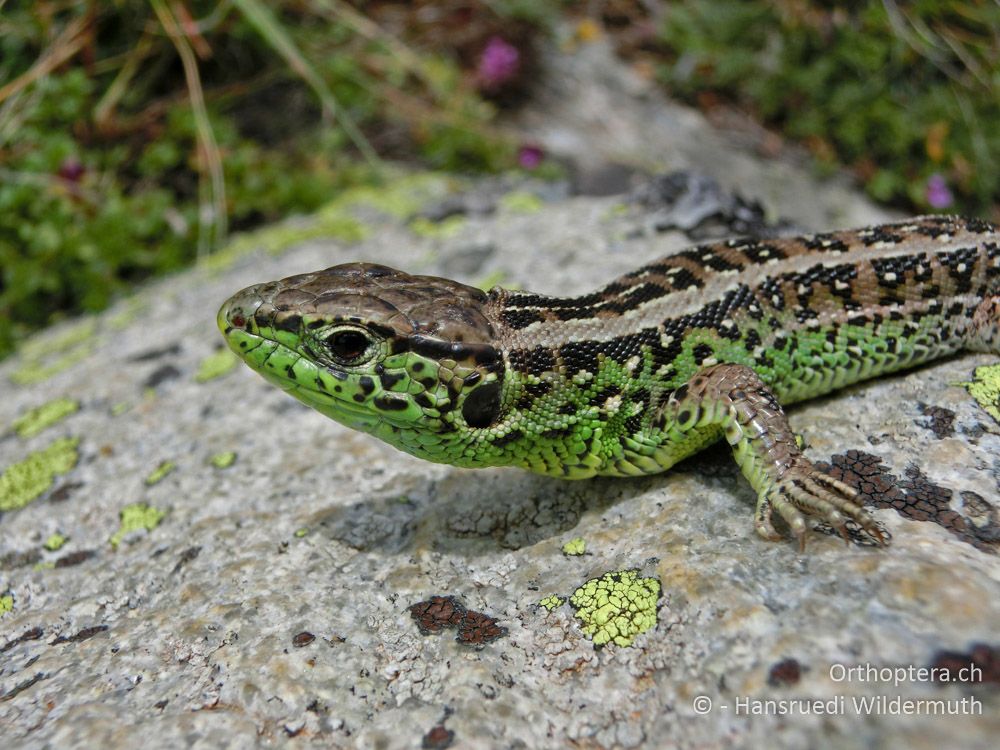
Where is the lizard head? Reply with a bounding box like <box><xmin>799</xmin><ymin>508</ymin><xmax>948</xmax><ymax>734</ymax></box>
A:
<box><xmin>218</xmin><ymin>263</ymin><xmax>507</xmax><ymax>464</ymax></box>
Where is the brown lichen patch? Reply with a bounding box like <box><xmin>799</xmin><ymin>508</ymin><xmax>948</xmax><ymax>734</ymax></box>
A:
<box><xmin>0</xmin><ymin>549</ymin><xmax>42</xmax><ymax>570</ymax></box>
<box><xmin>768</xmin><ymin>658</ymin><xmax>803</xmax><ymax>687</ymax></box>
<box><xmin>408</xmin><ymin>595</ymin><xmax>507</xmax><ymax>647</ymax></box>
<box><xmin>917</xmin><ymin>403</ymin><xmax>956</xmax><ymax>439</ymax></box>
<box><xmin>928</xmin><ymin>644</ymin><xmax>1000</xmax><ymax>685</ymax></box>
<box><xmin>1</xmin><ymin>626</ymin><xmax>44</xmax><ymax>653</ymax></box>
<box><xmin>421</xmin><ymin>725</ymin><xmax>455</xmax><ymax>750</ymax></box>
<box><xmin>817</xmin><ymin>450</ymin><xmax>997</xmax><ymax>552</ymax></box>
<box><xmin>54</xmin><ymin>549</ymin><xmax>97</xmax><ymax>568</ymax></box>
<box><xmin>960</xmin><ymin>491</ymin><xmax>1000</xmax><ymax>543</ymax></box>
<box><xmin>50</xmin><ymin>624</ymin><xmax>108</xmax><ymax>645</ymax></box>
<box><xmin>455</xmin><ymin>609</ymin><xmax>508</xmax><ymax>646</ymax></box>
<box><xmin>1</xmin><ymin>672</ymin><xmax>47</xmax><ymax>702</ymax></box>
<box><xmin>409</xmin><ymin>595</ymin><xmax>467</xmax><ymax>634</ymax></box>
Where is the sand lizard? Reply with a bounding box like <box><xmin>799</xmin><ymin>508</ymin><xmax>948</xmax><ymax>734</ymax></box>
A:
<box><xmin>218</xmin><ymin>215</ymin><xmax>1000</xmax><ymax>548</ymax></box>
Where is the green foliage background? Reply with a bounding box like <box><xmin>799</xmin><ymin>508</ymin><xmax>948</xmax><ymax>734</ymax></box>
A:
<box><xmin>1</xmin><ymin>0</ymin><xmax>998</xmax><ymax>360</ymax></box>
<box><xmin>656</xmin><ymin>1</ymin><xmax>1000</xmax><ymax>211</ymax></box>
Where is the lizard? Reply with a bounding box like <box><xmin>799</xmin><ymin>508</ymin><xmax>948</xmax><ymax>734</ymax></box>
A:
<box><xmin>218</xmin><ymin>214</ymin><xmax>1000</xmax><ymax>549</ymax></box>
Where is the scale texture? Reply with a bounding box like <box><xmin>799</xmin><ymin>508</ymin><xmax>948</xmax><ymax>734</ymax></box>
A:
<box><xmin>220</xmin><ymin>215</ymin><xmax>1000</xmax><ymax>546</ymax></box>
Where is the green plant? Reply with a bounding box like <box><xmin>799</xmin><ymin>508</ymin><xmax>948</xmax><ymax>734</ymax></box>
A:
<box><xmin>0</xmin><ymin>0</ymin><xmax>529</xmax><ymax>360</ymax></box>
<box><xmin>657</xmin><ymin>0</ymin><xmax>1000</xmax><ymax>216</ymax></box>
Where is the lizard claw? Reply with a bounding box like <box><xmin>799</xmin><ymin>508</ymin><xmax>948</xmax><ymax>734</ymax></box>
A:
<box><xmin>755</xmin><ymin>458</ymin><xmax>886</xmax><ymax>548</ymax></box>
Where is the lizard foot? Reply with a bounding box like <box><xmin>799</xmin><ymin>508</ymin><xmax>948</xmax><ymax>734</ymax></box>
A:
<box><xmin>755</xmin><ymin>457</ymin><xmax>886</xmax><ymax>551</ymax></box>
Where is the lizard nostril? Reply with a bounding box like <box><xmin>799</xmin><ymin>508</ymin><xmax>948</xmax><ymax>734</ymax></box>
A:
<box><xmin>231</xmin><ymin>313</ymin><xmax>246</xmax><ymax>328</ymax></box>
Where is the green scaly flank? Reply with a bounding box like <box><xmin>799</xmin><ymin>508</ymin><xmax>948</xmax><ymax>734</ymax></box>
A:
<box><xmin>220</xmin><ymin>295</ymin><xmax>956</xmax><ymax>479</ymax></box>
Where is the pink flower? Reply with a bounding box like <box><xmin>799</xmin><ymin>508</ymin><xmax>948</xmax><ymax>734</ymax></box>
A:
<box><xmin>925</xmin><ymin>174</ymin><xmax>953</xmax><ymax>209</ymax></box>
<box><xmin>57</xmin><ymin>157</ymin><xmax>85</xmax><ymax>183</ymax></box>
<box><xmin>478</xmin><ymin>37</ymin><xmax>520</xmax><ymax>89</ymax></box>
<box><xmin>517</xmin><ymin>145</ymin><xmax>543</xmax><ymax>169</ymax></box>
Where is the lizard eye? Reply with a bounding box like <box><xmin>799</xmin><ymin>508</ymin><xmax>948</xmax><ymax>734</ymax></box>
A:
<box><xmin>325</xmin><ymin>329</ymin><xmax>371</xmax><ymax>363</ymax></box>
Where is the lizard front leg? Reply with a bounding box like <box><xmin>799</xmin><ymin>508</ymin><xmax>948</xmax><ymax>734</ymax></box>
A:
<box><xmin>663</xmin><ymin>363</ymin><xmax>885</xmax><ymax>549</ymax></box>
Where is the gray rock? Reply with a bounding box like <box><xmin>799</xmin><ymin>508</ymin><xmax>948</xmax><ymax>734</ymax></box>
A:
<box><xmin>2</xmin><ymin>41</ymin><xmax>997</xmax><ymax>750</ymax></box>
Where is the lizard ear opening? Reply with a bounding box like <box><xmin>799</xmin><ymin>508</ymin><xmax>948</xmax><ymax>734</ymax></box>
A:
<box><xmin>462</xmin><ymin>381</ymin><xmax>501</xmax><ymax>428</ymax></box>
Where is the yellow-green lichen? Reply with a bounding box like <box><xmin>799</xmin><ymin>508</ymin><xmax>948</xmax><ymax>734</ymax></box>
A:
<box><xmin>562</xmin><ymin>537</ymin><xmax>586</xmax><ymax>556</ymax></box>
<box><xmin>209</xmin><ymin>451</ymin><xmax>237</xmax><ymax>469</ymax></box>
<box><xmin>202</xmin><ymin>172</ymin><xmax>453</xmax><ymax>272</ymax></box>
<box><xmin>408</xmin><ymin>215</ymin><xmax>467</xmax><ymax>239</ymax></box>
<box><xmin>569</xmin><ymin>569</ymin><xmax>661</xmax><ymax>648</ymax></box>
<box><xmin>0</xmin><ymin>594</ymin><xmax>13</xmax><ymax>616</ymax></box>
<box><xmin>476</xmin><ymin>270</ymin><xmax>509</xmax><ymax>292</ymax></box>
<box><xmin>12</xmin><ymin>398</ymin><xmax>79</xmax><ymax>438</ymax></box>
<box><xmin>0</xmin><ymin>437</ymin><xmax>80</xmax><ymax>512</ymax></box>
<box><xmin>144</xmin><ymin>460</ymin><xmax>176</xmax><ymax>486</ymax></box>
<box><xmin>195</xmin><ymin>349</ymin><xmax>238</xmax><ymax>382</ymax></box>
<box><xmin>294</xmin><ymin>527</ymin><xmax>310</xmax><ymax>538</ymax></box>
<box><xmin>539</xmin><ymin>595</ymin><xmax>565</xmax><ymax>611</ymax></box>
<box><xmin>110</xmin><ymin>502</ymin><xmax>167</xmax><ymax>548</ymax></box>
<box><xmin>10</xmin><ymin>319</ymin><xmax>97</xmax><ymax>386</ymax></box>
<box><xmin>110</xmin><ymin>401</ymin><xmax>131</xmax><ymax>417</ymax></box>
<box><xmin>342</xmin><ymin>173</ymin><xmax>453</xmax><ymax>219</ymax></box>
<box><xmin>499</xmin><ymin>190</ymin><xmax>544</xmax><ymax>214</ymax></box>
<box><xmin>957</xmin><ymin>363</ymin><xmax>1000</xmax><ymax>423</ymax></box>
<box><xmin>44</xmin><ymin>533</ymin><xmax>68</xmax><ymax>551</ymax></box>
<box><xmin>107</xmin><ymin>298</ymin><xmax>148</xmax><ymax>330</ymax></box>
<box><xmin>602</xmin><ymin>202</ymin><xmax>631</xmax><ymax>220</ymax></box>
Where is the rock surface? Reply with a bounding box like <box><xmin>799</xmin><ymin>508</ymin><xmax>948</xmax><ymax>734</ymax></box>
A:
<box><xmin>2</xmin><ymin>40</ymin><xmax>998</xmax><ymax>750</ymax></box>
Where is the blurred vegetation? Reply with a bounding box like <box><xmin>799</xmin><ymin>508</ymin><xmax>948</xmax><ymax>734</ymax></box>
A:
<box><xmin>0</xmin><ymin>0</ymin><xmax>549</xmax><ymax>359</ymax></box>
<box><xmin>2</xmin><ymin>0</ymin><xmax>1000</xmax><ymax>361</ymax></box>
<box><xmin>653</xmin><ymin>0</ymin><xmax>1000</xmax><ymax>215</ymax></box>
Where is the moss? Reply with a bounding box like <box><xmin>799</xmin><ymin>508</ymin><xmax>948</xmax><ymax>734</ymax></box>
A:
<box><xmin>0</xmin><ymin>594</ymin><xmax>12</xmax><ymax>616</ymax></box>
<box><xmin>0</xmin><ymin>437</ymin><xmax>80</xmax><ymax>512</ymax></box>
<box><xmin>561</xmin><ymin>537</ymin><xmax>586</xmax><ymax>556</ymax></box>
<box><xmin>499</xmin><ymin>190</ymin><xmax>544</xmax><ymax>214</ymax></box>
<box><xmin>110</xmin><ymin>502</ymin><xmax>167</xmax><ymax>548</ymax></box>
<box><xmin>209</xmin><ymin>451</ymin><xmax>237</xmax><ymax>469</ymax></box>
<box><xmin>195</xmin><ymin>349</ymin><xmax>238</xmax><ymax>382</ymax></box>
<box><xmin>569</xmin><ymin>569</ymin><xmax>661</xmax><ymax>648</ymax></box>
<box><xmin>144</xmin><ymin>460</ymin><xmax>176</xmax><ymax>486</ymax></box>
<box><xmin>957</xmin><ymin>364</ymin><xmax>1000</xmax><ymax>423</ymax></box>
<box><xmin>539</xmin><ymin>595</ymin><xmax>565</xmax><ymax>611</ymax></box>
<box><xmin>12</xmin><ymin>398</ymin><xmax>79</xmax><ymax>438</ymax></box>
<box><xmin>43</xmin><ymin>533</ymin><xmax>68</xmax><ymax>551</ymax></box>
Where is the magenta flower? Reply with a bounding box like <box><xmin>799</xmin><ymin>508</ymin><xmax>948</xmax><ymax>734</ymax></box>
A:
<box><xmin>57</xmin><ymin>157</ymin><xmax>85</xmax><ymax>183</ymax></box>
<box><xmin>925</xmin><ymin>174</ymin><xmax>953</xmax><ymax>209</ymax></box>
<box><xmin>478</xmin><ymin>37</ymin><xmax>520</xmax><ymax>89</ymax></box>
<box><xmin>517</xmin><ymin>145</ymin><xmax>544</xmax><ymax>169</ymax></box>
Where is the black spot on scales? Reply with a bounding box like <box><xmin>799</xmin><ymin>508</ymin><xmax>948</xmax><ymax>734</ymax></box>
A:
<box><xmin>492</xmin><ymin>429</ymin><xmax>524</xmax><ymax>447</ymax></box>
<box><xmin>374</xmin><ymin>395</ymin><xmax>409</xmax><ymax>411</ymax></box>
<box><xmin>501</xmin><ymin>308</ymin><xmax>545</xmax><ymax>329</ymax></box>
<box><xmin>379</xmin><ymin>369</ymin><xmax>406</xmax><ymax>390</ymax></box>
<box><xmin>462</xmin><ymin>382</ymin><xmax>501</xmax><ymax>428</ymax></box>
